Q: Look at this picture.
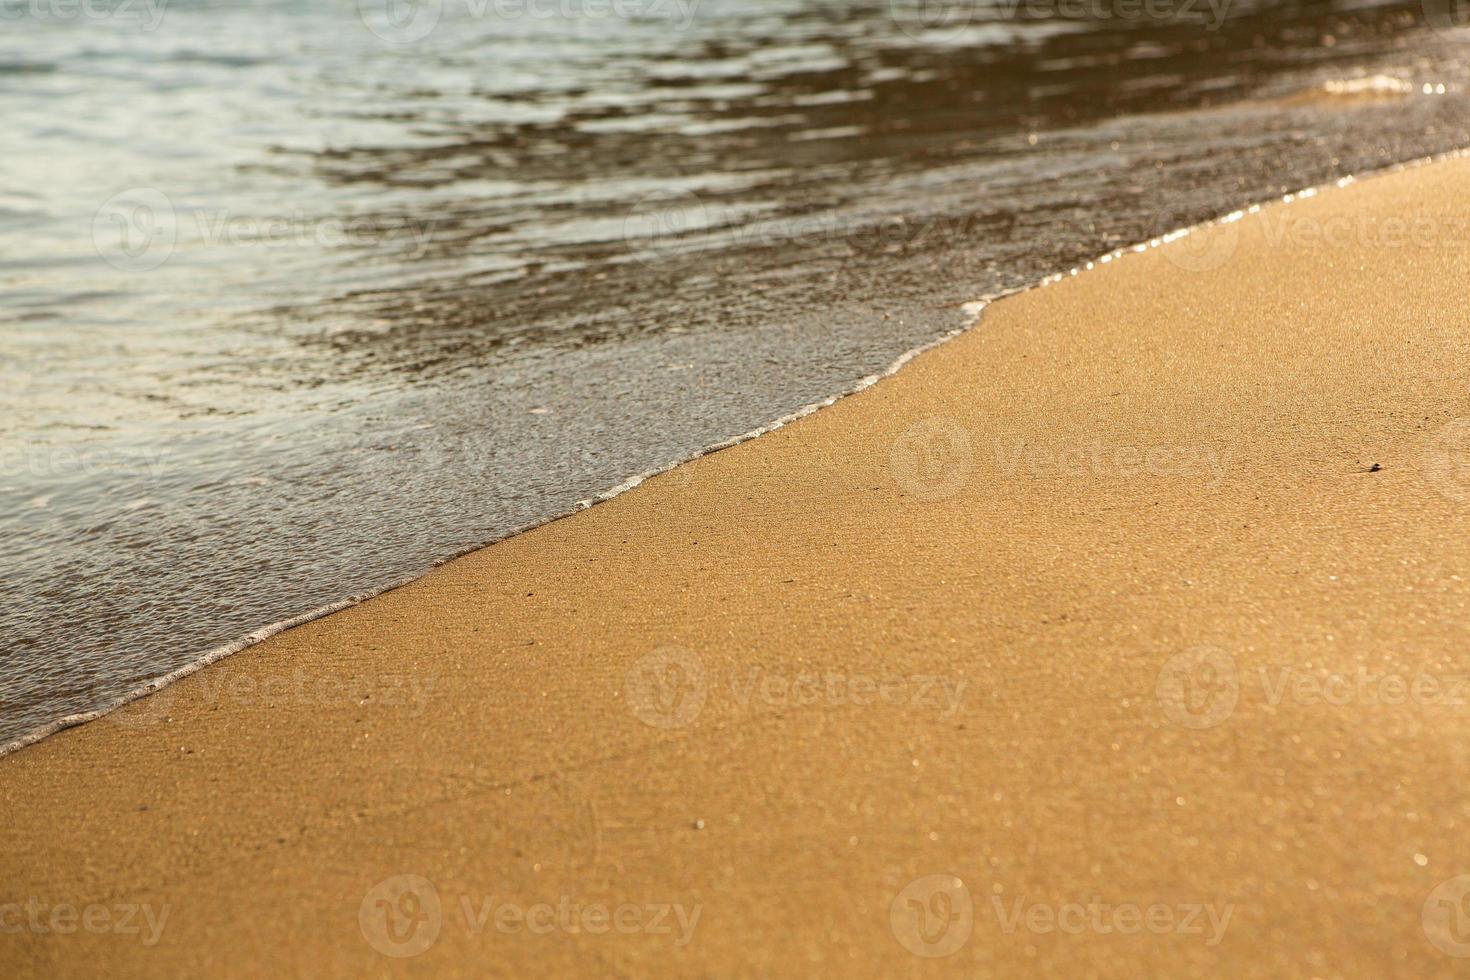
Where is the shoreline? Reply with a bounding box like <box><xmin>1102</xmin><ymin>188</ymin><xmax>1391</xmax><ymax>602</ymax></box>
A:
<box><xmin>8</xmin><ymin>151</ymin><xmax>1470</xmax><ymax>976</ymax></box>
<box><xmin>7</xmin><ymin>144</ymin><xmax>1468</xmax><ymax>762</ymax></box>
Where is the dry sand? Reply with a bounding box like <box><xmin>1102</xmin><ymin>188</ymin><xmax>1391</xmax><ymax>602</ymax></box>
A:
<box><xmin>7</xmin><ymin>156</ymin><xmax>1470</xmax><ymax>978</ymax></box>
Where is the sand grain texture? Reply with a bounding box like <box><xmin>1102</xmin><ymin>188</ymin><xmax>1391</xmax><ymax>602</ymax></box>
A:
<box><xmin>6</xmin><ymin>158</ymin><xmax>1470</xmax><ymax>977</ymax></box>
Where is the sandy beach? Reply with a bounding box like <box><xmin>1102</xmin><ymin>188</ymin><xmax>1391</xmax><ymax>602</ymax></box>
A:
<box><xmin>7</xmin><ymin>154</ymin><xmax>1470</xmax><ymax>977</ymax></box>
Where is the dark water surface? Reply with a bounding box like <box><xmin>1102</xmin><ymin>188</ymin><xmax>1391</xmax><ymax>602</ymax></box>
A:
<box><xmin>5</xmin><ymin>0</ymin><xmax>1470</xmax><ymax>749</ymax></box>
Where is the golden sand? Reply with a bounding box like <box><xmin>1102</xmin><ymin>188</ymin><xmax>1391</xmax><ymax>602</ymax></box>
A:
<box><xmin>6</xmin><ymin>156</ymin><xmax>1470</xmax><ymax>977</ymax></box>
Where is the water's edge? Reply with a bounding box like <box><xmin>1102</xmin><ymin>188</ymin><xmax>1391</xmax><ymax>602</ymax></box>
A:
<box><xmin>7</xmin><ymin>143</ymin><xmax>1463</xmax><ymax>759</ymax></box>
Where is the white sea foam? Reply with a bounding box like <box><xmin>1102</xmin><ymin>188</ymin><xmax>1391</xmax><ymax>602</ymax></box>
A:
<box><xmin>1323</xmin><ymin>75</ymin><xmax>1415</xmax><ymax>97</ymax></box>
<box><xmin>5</xmin><ymin>143</ymin><xmax>1468</xmax><ymax>758</ymax></box>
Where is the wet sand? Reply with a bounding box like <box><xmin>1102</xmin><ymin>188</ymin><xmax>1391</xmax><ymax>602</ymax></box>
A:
<box><xmin>7</xmin><ymin>155</ymin><xmax>1470</xmax><ymax>977</ymax></box>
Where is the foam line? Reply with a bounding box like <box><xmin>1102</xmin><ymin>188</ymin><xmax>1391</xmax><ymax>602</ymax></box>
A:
<box><xmin>5</xmin><ymin>144</ymin><xmax>1466</xmax><ymax>758</ymax></box>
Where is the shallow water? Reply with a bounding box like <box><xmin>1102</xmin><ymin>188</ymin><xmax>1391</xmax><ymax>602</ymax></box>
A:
<box><xmin>5</xmin><ymin>0</ymin><xmax>1470</xmax><ymax>750</ymax></box>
